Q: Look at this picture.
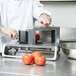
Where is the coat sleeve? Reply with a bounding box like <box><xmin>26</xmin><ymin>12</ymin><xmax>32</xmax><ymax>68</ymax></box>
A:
<box><xmin>0</xmin><ymin>0</ymin><xmax>1</xmax><ymax>25</ymax></box>
<box><xmin>33</xmin><ymin>0</ymin><xmax>51</xmax><ymax>20</ymax></box>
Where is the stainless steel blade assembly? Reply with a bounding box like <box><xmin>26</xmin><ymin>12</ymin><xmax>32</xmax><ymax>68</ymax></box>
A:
<box><xmin>2</xmin><ymin>26</ymin><xmax>60</xmax><ymax>60</ymax></box>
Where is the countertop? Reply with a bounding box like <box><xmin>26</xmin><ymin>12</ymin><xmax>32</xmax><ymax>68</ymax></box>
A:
<box><xmin>0</xmin><ymin>51</ymin><xmax>76</xmax><ymax>76</ymax></box>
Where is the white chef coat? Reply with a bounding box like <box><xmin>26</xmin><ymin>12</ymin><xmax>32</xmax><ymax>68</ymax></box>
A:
<box><xmin>0</xmin><ymin>0</ymin><xmax>51</xmax><ymax>31</ymax></box>
<box><xmin>0</xmin><ymin>0</ymin><xmax>51</xmax><ymax>52</ymax></box>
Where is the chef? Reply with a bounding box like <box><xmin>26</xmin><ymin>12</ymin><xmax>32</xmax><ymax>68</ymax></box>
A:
<box><xmin>0</xmin><ymin>0</ymin><xmax>52</xmax><ymax>39</ymax></box>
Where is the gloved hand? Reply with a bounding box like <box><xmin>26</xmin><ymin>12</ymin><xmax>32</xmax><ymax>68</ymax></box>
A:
<box><xmin>38</xmin><ymin>13</ymin><xmax>52</xmax><ymax>27</ymax></box>
<box><xmin>1</xmin><ymin>27</ymin><xmax>18</xmax><ymax>39</ymax></box>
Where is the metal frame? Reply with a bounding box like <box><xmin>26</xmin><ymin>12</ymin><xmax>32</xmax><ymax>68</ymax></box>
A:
<box><xmin>2</xmin><ymin>27</ymin><xmax>60</xmax><ymax>60</ymax></box>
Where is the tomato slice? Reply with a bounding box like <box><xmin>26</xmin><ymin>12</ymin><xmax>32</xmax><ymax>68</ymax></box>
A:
<box><xmin>35</xmin><ymin>33</ymin><xmax>40</xmax><ymax>42</ymax></box>
<box><xmin>11</xmin><ymin>34</ymin><xmax>13</xmax><ymax>38</ymax></box>
<box><xmin>41</xmin><ymin>21</ymin><xmax>44</xmax><ymax>24</ymax></box>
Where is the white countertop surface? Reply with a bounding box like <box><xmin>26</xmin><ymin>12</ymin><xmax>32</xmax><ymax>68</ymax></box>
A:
<box><xmin>0</xmin><ymin>51</ymin><xmax>76</xmax><ymax>76</ymax></box>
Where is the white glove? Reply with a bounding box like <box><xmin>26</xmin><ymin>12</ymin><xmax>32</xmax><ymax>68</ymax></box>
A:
<box><xmin>38</xmin><ymin>13</ymin><xmax>52</xmax><ymax>27</ymax></box>
<box><xmin>1</xmin><ymin>27</ymin><xmax>18</xmax><ymax>39</ymax></box>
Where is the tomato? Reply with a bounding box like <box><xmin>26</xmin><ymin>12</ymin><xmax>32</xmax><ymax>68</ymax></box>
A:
<box><xmin>31</xmin><ymin>55</ymin><xmax>34</xmax><ymax>61</ymax></box>
<box><xmin>35</xmin><ymin>33</ymin><xmax>40</xmax><ymax>42</ymax></box>
<box><xmin>22</xmin><ymin>54</ymin><xmax>34</xmax><ymax>65</ymax></box>
<box><xmin>41</xmin><ymin>21</ymin><xmax>44</xmax><ymax>24</ymax></box>
<box><xmin>35</xmin><ymin>55</ymin><xmax>46</xmax><ymax>66</ymax></box>
<box><xmin>32</xmin><ymin>51</ymin><xmax>42</xmax><ymax>60</ymax></box>
<box><xmin>22</xmin><ymin>52</ymin><xmax>46</xmax><ymax>66</ymax></box>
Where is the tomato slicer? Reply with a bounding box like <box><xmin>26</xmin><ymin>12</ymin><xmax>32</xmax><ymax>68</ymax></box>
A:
<box><xmin>2</xmin><ymin>26</ymin><xmax>60</xmax><ymax>60</ymax></box>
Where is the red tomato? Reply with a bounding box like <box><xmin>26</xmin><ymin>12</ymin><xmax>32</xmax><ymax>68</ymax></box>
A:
<box><xmin>22</xmin><ymin>54</ymin><xmax>34</xmax><ymax>65</ymax></box>
<box><xmin>41</xmin><ymin>21</ymin><xmax>44</xmax><ymax>24</ymax></box>
<box><xmin>35</xmin><ymin>33</ymin><xmax>40</xmax><ymax>42</ymax></box>
<box><xmin>35</xmin><ymin>55</ymin><xmax>46</xmax><ymax>66</ymax></box>
<box><xmin>32</xmin><ymin>51</ymin><xmax>42</xmax><ymax>60</ymax></box>
<box><xmin>31</xmin><ymin>55</ymin><xmax>34</xmax><ymax>61</ymax></box>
